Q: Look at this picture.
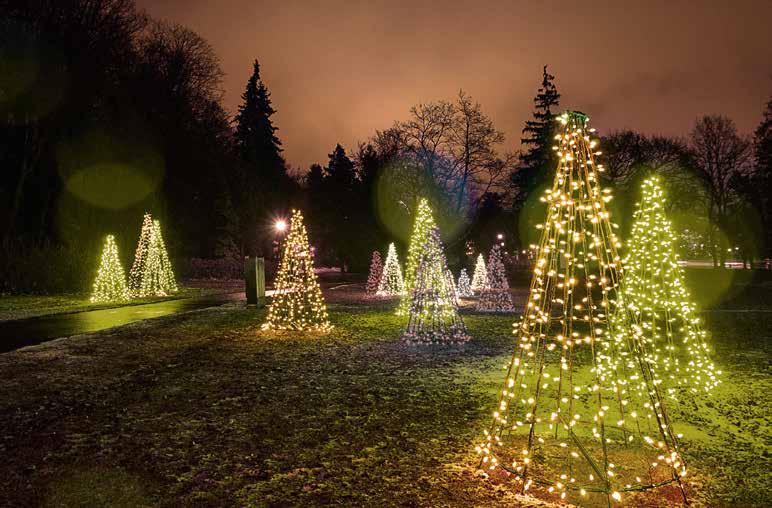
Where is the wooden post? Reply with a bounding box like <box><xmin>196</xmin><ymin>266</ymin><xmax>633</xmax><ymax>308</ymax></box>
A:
<box><xmin>245</xmin><ymin>256</ymin><xmax>266</xmax><ymax>307</ymax></box>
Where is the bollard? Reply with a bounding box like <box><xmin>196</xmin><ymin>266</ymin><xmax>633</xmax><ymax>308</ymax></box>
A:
<box><xmin>245</xmin><ymin>256</ymin><xmax>266</xmax><ymax>307</ymax></box>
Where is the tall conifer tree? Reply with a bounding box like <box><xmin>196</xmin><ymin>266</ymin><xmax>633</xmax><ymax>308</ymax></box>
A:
<box><xmin>512</xmin><ymin>66</ymin><xmax>560</xmax><ymax>209</ymax></box>
<box><xmin>234</xmin><ymin>60</ymin><xmax>290</xmax><ymax>254</ymax></box>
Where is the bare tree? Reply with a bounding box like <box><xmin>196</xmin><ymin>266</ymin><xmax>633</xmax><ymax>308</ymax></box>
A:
<box><xmin>689</xmin><ymin>115</ymin><xmax>752</xmax><ymax>267</ymax></box>
<box><xmin>380</xmin><ymin>90</ymin><xmax>512</xmax><ymax>215</ymax></box>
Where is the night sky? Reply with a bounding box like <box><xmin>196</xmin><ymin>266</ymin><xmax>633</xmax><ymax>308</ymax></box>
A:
<box><xmin>137</xmin><ymin>0</ymin><xmax>772</xmax><ymax>169</ymax></box>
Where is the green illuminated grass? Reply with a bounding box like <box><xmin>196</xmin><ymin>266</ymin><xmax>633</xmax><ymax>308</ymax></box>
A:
<box><xmin>0</xmin><ymin>296</ymin><xmax>768</xmax><ymax>506</ymax></box>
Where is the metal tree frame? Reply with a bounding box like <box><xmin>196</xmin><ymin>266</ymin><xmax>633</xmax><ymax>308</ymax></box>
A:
<box><xmin>476</xmin><ymin>111</ymin><xmax>688</xmax><ymax>505</ymax></box>
<box><xmin>402</xmin><ymin>228</ymin><xmax>470</xmax><ymax>345</ymax></box>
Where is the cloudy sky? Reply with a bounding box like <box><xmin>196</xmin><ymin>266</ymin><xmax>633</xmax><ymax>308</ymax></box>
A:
<box><xmin>137</xmin><ymin>0</ymin><xmax>772</xmax><ymax>169</ymax></box>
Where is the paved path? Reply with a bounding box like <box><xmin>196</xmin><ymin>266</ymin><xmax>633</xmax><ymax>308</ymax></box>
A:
<box><xmin>0</xmin><ymin>292</ymin><xmax>248</xmax><ymax>353</ymax></box>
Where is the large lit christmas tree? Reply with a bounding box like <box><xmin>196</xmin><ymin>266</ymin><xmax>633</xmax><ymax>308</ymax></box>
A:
<box><xmin>476</xmin><ymin>244</ymin><xmax>515</xmax><ymax>313</ymax></box>
<box><xmin>618</xmin><ymin>176</ymin><xmax>720</xmax><ymax>396</ymax></box>
<box><xmin>90</xmin><ymin>234</ymin><xmax>130</xmax><ymax>303</ymax></box>
<box><xmin>262</xmin><ymin>209</ymin><xmax>332</xmax><ymax>332</ymax></box>
<box><xmin>457</xmin><ymin>268</ymin><xmax>473</xmax><ymax>297</ymax></box>
<box><xmin>138</xmin><ymin>219</ymin><xmax>177</xmax><ymax>297</ymax></box>
<box><xmin>365</xmin><ymin>250</ymin><xmax>383</xmax><ymax>297</ymax></box>
<box><xmin>398</xmin><ymin>198</ymin><xmax>437</xmax><ymax>315</ymax></box>
<box><xmin>471</xmin><ymin>253</ymin><xmax>487</xmax><ymax>293</ymax></box>
<box><xmin>402</xmin><ymin>227</ymin><xmax>469</xmax><ymax>345</ymax></box>
<box><xmin>128</xmin><ymin>213</ymin><xmax>154</xmax><ymax>297</ymax></box>
<box><xmin>476</xmin><ymin>112</ymin><xmax>688</xmax><ymax>505</ymax></box>
<box><xmin>377</xmin><ymin>242</ymin><xmax>405</xmax><ymax>297</ymax></box>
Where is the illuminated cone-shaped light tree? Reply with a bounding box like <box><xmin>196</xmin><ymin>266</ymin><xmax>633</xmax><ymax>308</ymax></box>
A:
<box><xmin>476</xmin><ymin>112</ymin><xmax>688</xmax><ymax>505</ymax></box>
<box><xmin>457</xmin><ymin>268</ymin><xmax>473</xmax><ymax>297</ymax></box>
<box><xmin>128</xmin><ymin>213</ymin><xmax>154</xmax><ymax>297</ymax></box>
<box><xmin>618</xmin><ymin>176</ymin><xmax>720</xmax><ymax>396</ymax></box>
<box><xmin>471</xmin><ymin>253</ymin><xmax>487</xmax><ymax>293</ymax></box>
<box><xmin>90</xmin><ymin>234</ymin><xmax>130</xmax><ymax>303</ymax></box>
<box><xmin>398</xmin><ymin>198</ymin><xmax>437</xmax><ymax>315</ymax></box>
<box><xmin>377</xmin><ymin>242</ymin><xmax>405</xmax><ymax>296</ymax></box>
<box><xmin>476</xmin><ymin>244</ymin><xmax>515</xmax><ymax>313</ymax></box>
<box><xmin>262</xmin><ymin>210</ymin><xmax>332</xmax><ymax>332</ymax></box>
<box><xmin>365</xmin><ymin>251</ymin><xmax>384</xmax><ymax>296</ymax></box>
<box><xmin>139</xmin><ymin>219</ymin><xmax>177</xmax><ymax>297</ymax></box>
<box><xmin>402</xmin><ymin>227</ymin><xmax>470</xmax><ymax>345</ymax></box>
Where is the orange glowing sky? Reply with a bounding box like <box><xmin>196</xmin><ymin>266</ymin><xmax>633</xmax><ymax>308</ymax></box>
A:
<box><xmin>137</xmin><ymin>0</ymin><xmax>772</xmax><ymax>169</ymax></box>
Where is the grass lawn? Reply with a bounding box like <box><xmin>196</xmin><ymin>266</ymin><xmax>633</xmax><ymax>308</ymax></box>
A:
<box><xmin>0</xmin><ymin>281</ymin><xmax>243</xmax><ymax>322</ymax></box>
<box><xmin>0</xmin><ymin>289</ymin><xmax>769</xmax><ymax>506</ymax></box>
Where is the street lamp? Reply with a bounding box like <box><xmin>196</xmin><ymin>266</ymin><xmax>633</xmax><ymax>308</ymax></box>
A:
<box><xmin>274</xmin><ymin>219</ymin><xmax>287</xmax><ymax>233</ymax></box>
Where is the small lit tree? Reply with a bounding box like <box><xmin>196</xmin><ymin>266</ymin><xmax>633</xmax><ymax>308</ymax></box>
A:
<box><xmin>365</xmin><ymin>250</ymin><xmax>383</xmax><ymax>296</ymax></box>
<box><xmin>476</xmin><ymin>244</ymin><xmax>514</xmax><ymax>313</ymax></box>
<box><xmin>402</xmin><ymin>227</ymin><xmax>470</xmax><ymax>345</ymax></box>
<box><xmin>457</xmin><ymin>268</ymin><xmax>473</xmax><ymax>297</ymax></box>
<box><xmin>618</xmin><ymin>176</ymin><xmax>720</xmax><ymax>396</ymax></box>
<box><xmin>398</xmin><ymin>198</ymin><xmax>437</xmax><ymax>314</ymax></box>
<box><xmin>128</xmin><ymin>213</ymin><xmax>154</xmax><ymax>297</ymax></box>
<box><xmin>471</xmin><ymin>253</ymin><xmax>487</xmax><ymax>293</ymax></box>
<box><xmin>90</xmin><ymin>234</ymin><xmax>130</xmax><ymax>303</ymax></box>
<box><xmin>139</xmin><ymin>220</ymin><xmax>177</xmax><ymax>297</ymax></box>
<box><xmin>262</xmin><ymin>210</ymin><xmax>332</xmax><ymax>332</ymax></box>
<box><xmin>377</xmin><ymin>242</ymin><xmax>405</xmax><ymax>296</ymax></box>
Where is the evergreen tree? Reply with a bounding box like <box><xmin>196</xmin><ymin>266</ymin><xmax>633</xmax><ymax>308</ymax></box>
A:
<box><xmin>470</xmin><ymin>253</ymin><xmax>487</xmax><ymax>293</ymax></box>
<box><xmin>325</xmin><ymin>144</ymin><xmax>358</xmax><ymax>271</ymax></box>
<box><xmin>90</xmin><ymin>234</ymin><xmax>130</xmax><ymax>303</ymax></box>
<box><xmin>234</xmin><ymin>59</ymin><xmax>290</xmax><ymax>255</ymax></box>
<box><xmin>456</xmin><ymin>268</ymin><xmax>473</xmax><ymax>297</ymax></box>
<box><xmin>377</xmin><ymin>242</ymin><xmax>405</xmax><ymax>296</ymax></box>
<box><xmin>213</xmin><ymin>181</ymin><xmax>240</xmax><ymax>259</ymax></box>
<box><xmin>476</xmin><ymin>244</ymin><xmax>514</xmax><ymax>313</ymax></box>
<box><xmin>365</xmin><ymin>250</ymin><xmax>383</xmax><ymax>296</ymax></box>
<box><xmin>262</xmin><ymin>210</ymin><xmax>331</xmax><ymax>332</ymax></box>
<box><xmin>511</xmin><ymin>66</ymin><xmax>560</xmax><ymax>209</ymax></box>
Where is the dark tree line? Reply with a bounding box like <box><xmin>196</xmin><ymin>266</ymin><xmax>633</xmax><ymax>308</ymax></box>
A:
<box><xmin>0</xmin><ymin>0</ymin><xmax>296</xmax><ymax>292</ymax></box>
<box><xmin>1</xmin><ymin>1</ymin><xmax>770</xmax><ymax>293</ymax></box>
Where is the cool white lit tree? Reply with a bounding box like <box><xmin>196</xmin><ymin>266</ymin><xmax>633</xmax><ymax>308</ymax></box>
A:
<box><xmin>618</xmin><ymin>176</ymin><xmax>720</xmax><ymax>396</ymax></box>
<box><xmin>457</xmin><ymin>268</ymin><xmax>473</xmax><ymax>297</ymax></box>
<box><xmin>402</xmin><ymin>227</ymin><xmax>469</xmax><ymax>345</ymax></box>
<box><xmin>476</xmin><ymin>244</ymin><xmax>515</xmax><ymax>313</ymax></box>
<box><xmin>262</xmin><ymin>209</ymin><xmax>332</xmax><ymax>331</ymax></box>
<box><xmin>471</xmin><ymin>253</ymin><xmax>487</xmax><ymax>293</ymax></box>
<box><xmin>90</xmin><ymin>234</ymin><xmax>130</xmax><ymax>303</ymax></box>
<box><xmin>365</xmin><ymin>250</ymin><xmax>383</xmax><ymax>296</ymax></box>
<box><xmin>377</xmin><ymin>242</ymin><xmax>405</xmax><ymax>296</ymax></box>
<box><xmin>476</xmin><ymin>111</ymin><xmax>688</xmax><ymax>505</ymax></box>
